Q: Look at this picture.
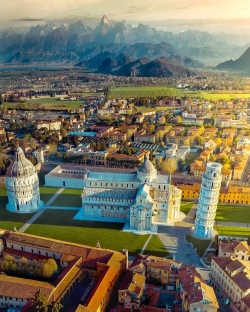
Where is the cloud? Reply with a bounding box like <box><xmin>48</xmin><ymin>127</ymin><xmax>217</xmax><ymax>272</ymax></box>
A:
<box><xmin>16</xmin><ymin>18</ymin><xmax>45</xmax><ymax>22</ymax></box>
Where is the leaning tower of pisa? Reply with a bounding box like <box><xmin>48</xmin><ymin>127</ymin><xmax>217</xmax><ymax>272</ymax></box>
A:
<box><xmin>193</xmin><ymin>162</ymin><xmax>222</xmax><ymax>239</ymax></box>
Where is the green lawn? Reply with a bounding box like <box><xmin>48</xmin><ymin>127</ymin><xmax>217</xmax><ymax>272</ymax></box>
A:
<box><xmin>110</xmin><ymin>86</ymin><xmax>184</xmax><ymax>98</ymax></box>
<box><xmin>215</xmin><ymin>204</ymin><xmax>250</xmax><ymax>223</ymax></box>
<box><xmin>180</xmin><ymin>202</ymin><xmax>194</xmax><ymax>215</ymax></box>
<box><xmin>0</xmin><ymin>186</ymin><xmax>35</xmax><ymax>231</ymax></box>
<box><xmin>25</xmin><ymin>210</ymin><xmax>149</xmax><ymax>255</ymax></box>
<box><xmin>186</xmin><ymin>91</ymin><xmax>250</xmax><ymax>101</ymax></box>
<box><xmin>51</xmin><ymin>189</ymin><xmax>82</xmax><ymax>207</ymax></box>
<box><xmin>214</xmin><ymin>226</ymin><xmax>250</xmax><ymax>238</ymax></box>
<box><xmin>143</xmin><ymin>235</ymin><xmax>169</xmax><ymax>258</ymax></box>
<box><xmin>109</xmin><ymin>86</ymin><xmax>250</xmax><ymax>101</ymax></box>
<box><xmin>39</xmin><ymin>186</ymin><xmax>59</xmax><ymax>204</ymax></box>
<box><xmin>186</xmin><ymin>235</ymin><xmax>211</xmax><ymax>257</ymax></box>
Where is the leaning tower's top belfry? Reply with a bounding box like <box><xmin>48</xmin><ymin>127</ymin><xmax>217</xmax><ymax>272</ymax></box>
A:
<box><xmin>5</xmin><ymin>147</ymin><xmax>43</xmax><ymax>213</ymax></box>
<box><xmin>193</xmin><ymin>162</ymin><xmax>222</xmax><ymax>239</ymax></box>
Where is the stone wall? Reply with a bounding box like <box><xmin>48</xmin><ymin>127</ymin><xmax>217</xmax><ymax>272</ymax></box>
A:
<box><xmin>45</xmin><ymin>176</ymin><xmax>84</xmax><ymax>189</ymax></box>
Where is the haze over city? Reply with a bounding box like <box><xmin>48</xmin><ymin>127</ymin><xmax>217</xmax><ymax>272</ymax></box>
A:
<box><xmin>1</xmin><ymin>0</ymin><xmax>250</xmax><ymax>33</ymax></box>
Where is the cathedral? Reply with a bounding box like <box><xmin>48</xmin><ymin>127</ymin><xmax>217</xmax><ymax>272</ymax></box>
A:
<box><xmin>5</xmin><ymin>147</ymin><xmax>43</xmax><ymax>213</ymax></box>
<box><xmin>45</xmin><ymin>157</ymin><xmax>182</xmax><ymax>232</ymax></box>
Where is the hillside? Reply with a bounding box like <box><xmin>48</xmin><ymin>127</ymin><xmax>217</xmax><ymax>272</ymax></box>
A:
<box><xmin>97</xmin><ymin>56</ymin><xmax>194</xmax><ymax>78</ymax></box>
<box><xmin>216</xmin><ymin>47</ymin><xmax>250</xmax><ymax>72</ymax></box>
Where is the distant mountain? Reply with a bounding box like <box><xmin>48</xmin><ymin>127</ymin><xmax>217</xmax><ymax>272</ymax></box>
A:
<box><xmin>77</xmin><ymin>42</ymin><xmax>203</xmax><ymax>70</ymax></box>
<box><xmin>97</xmin><ymin>56</ymin><xmax>193</xmax><ymax>77</ymax></box>
<box><xmin>216</xmin><ymin>47</ymin><xmax>250</xmax><ymax>71</ymax></box>
<box><xmin>0</xmin><ymin>15</ymin><xmax>250</xmax><ymax>66</ymax></box>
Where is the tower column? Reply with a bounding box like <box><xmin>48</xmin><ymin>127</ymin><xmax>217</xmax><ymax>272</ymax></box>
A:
<box><xmin>193</xmin><ymin>162</ymin><xmax>222</xmax><ymax>239</ymax></box>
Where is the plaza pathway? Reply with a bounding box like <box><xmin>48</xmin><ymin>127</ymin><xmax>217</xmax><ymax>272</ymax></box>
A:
<box><xmin>18</xmin><ymin>188</ymin><xmax>65</xmax><ymax>233</ymax></box>
<box><xmin>140</xmin><ymin>235</ymin><xmax>152</xmax><ymax>254</ymax></box>
<box><xmin>157</xmin><ymin>204</ymin><xmax>203</xmax><ymax>266</ymax></box>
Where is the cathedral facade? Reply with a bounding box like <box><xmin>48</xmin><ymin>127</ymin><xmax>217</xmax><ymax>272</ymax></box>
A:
<box><xmin>5</xmin><ymin>147</ymin><xmax>43</xmax><ymax>213</ymax></box>
<box><xmin>81</xmin><ymin>157</ymin><xmax>182</xmax><ymax>232</ymax></box>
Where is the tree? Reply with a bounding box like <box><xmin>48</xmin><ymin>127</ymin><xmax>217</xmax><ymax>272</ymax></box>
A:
<box><xmin>46</xmin><ymin>258</ymin><xmax>58</xmax><ymax>272</ymax></box>
<box><xmin>176</xmin><ymin>115</ymin><xmax>182</xmax><ymax>124</ymax></box>
<box><xmin>160</xmin><ymin>158</ymin><xmax>177</xmax><ymax>174</ymax></box>
<box><xmin>183</xmin><ymin>138</ymin><xmax>190</xmax><ymax>146</ymax></box>
<box><xmin>60</xmin><ymin>127</ymin><xmax>68</xmax><ymax>138</ymax></box>
<box><xmin>42</xmin><ymin>263</ymin><xmax>53</xmax><ymax>278</ymax></box>
<box><xmin>29</xmin><ymin>290</ymin><xmax>63</xmax><ymax>312</ymax></box>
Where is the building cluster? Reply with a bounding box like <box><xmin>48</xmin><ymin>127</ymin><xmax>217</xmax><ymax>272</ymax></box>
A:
<box><xmin>116</xmin><ymin>254</ymin><xmax>218</xmax><ymax>312</ymax></box>
<box><xmin>210</xmin><ymin>239</ymin><xmax>250</xmax><ymax>312</ymax></box>
<box><xmin>0</xmin><ymin>230</ymin><xmax>127</xmax><ymax>311</ymax></box>
<box><xmin>0</xmin><ymin>230</ymin><xmax>220</xmax><ymax>312</ymax></box>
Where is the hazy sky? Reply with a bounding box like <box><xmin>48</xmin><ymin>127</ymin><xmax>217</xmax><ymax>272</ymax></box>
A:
<box><xmin>1</xmin><ymin>0</ymin><xmax>250</xmax><ymax>21</ymax></box>
<box><xmin>1</xmin><ymin>0</ymin><xmax>250</xmax><ymax>33</ymax></box>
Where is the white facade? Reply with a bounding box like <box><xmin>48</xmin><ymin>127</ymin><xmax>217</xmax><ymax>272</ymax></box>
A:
<box><xmin>193</xmin><ymin>162</ymin><xmax>222</xmax><ymax>239</ymax></box>
<box><xmin>5</xmin><ymin>147</ymin><xmax>43</xmax><ymax>213</ymax></box>
<box><xmin>81</xmin><ymin>157</ymin><xmax>182</xmax><ymax>232</ymax></box>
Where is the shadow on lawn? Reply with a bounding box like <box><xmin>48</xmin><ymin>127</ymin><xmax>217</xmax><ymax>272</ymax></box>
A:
<box><xmin>31</xmin><ymin>210</ymin><xmax>124</xmax><ymax>230</ymax></box>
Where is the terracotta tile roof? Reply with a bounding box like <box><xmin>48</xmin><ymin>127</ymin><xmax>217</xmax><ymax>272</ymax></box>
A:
<box><xmin>147</xmin><ymin>260</ymin><xmax>172</xmax><ymax>271</ymax></box>
<box><xmin>232</xmin><ymin>272</ymin><xmax>250</xmax><ymax>292</ymax></box>
<box><xmin>219</xmin><ymin>242</ymin><xmax>234</xmax><ymax>253</ymax></box>
<box><xmin>85</xmin><ymin>265</ymin><xmax>118</xmax><ymax>311</ymax></box>
<box><xmin>0</xmin><ymin>274</ymin><xmax>53</xmax><ymax>300</ymax></box>
<box><xmin>226</xmin><ymin>259</ymin><xmax>244</xmax><ymax>272</ymax></box>
<box><xmin>242</xmin><ymin>293</ymin><xmax>250</xmax><ymax>308</ymax></box>
<box><xmin>212</xmin><ymin>257</ymin><xmax>232</xmax><ymax>270</ymax></box>
<box><xmin>140</xmin><ymin>305</ymin><xmax>171</xmax><ymax>312</ymax></box>
<box><xmin>119</xmin><ymin>270</ymin><xmax>134</xmax><ymax>290</ymax></box>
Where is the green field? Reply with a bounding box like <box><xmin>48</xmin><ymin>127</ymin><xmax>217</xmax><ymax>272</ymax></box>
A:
<box><xmin>110</xmin><ymin>86</ymin><xmax>183</xmax><ymax>98</ymax></box>
<box><xmin>186</xmin><ymin>91</ymin><xmax>250</xmax><ymax>101</ymax></box>
<box><xmin>143</xmin><ymin>235</ymin><xmax>169</xmax><ymax>258</ymax></box>
<box><xmin>51</xmin><ymin>189</ymin><xmax>82</xmax><ymax>207</ymax></box>
<box><xmin>215</xmin><ymin>204</ymin><xmax>250</xmax><ymax>223</ymax></box>
<box><xmin>186</xmin><ymin>235</ymin><xmax>211</xmax><ymax>257</ymax></box>
<box><xmin>7</xmin><ymin>97</ymin><xmax>93</xmax><ymax>110</ymax></box>
<box><xmin>109</xmin><ymin>86</ymin><xmax>250</xmax><ymax>101</ymax></box>
<box><xmin>180</xmin><ymin>202</ymin><xmax>194</xmax><ymax>215</ymax></box>
<box><xmin>39</xmin><ymin>186</ymin><xmax>59</xmax><ymax>204</ymax></box>
<box><xmin>25</xmin><ymin>210</ymin><xmax>149</xmax><ymax>255</ymax></box>
<box><xmin>214</xmin><ymin>226</ymin><xmax>250</xmax><ymax>237</ymax></box>
<box><xmin>0</xmin><ymin>187</ymin><xmax>35</xmax><ymax>231</ymax></box>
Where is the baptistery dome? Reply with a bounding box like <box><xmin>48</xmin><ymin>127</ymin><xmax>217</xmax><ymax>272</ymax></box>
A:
<box><xmin>5</xmin><ymin>147</ymin><xmax>43</xmax><ymax>213</ymax></box>
<box><xmin>6</xmin><ymin>147</ymin><xmax>35</xmax><ymax>178</ymax></box>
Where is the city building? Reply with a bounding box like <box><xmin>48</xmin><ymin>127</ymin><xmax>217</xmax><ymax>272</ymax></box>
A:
<box><xmin>218</xmin><ymin>239</ymin><xmax>250</xmax><ymax>260</ymax></box>
<box><xmin>210</xmin><ymin>257</ymin><xmax>250</xmax><ymax>312</ymax></box>
<box><xmin>193</xmin><ymin>162</ymin><xmax>222</xmax><ymax>239</ymax></box>
<box><xmin>5</xmin><ymin>147</ymin><xmax>43</xmax><ymax>213</ymax></box>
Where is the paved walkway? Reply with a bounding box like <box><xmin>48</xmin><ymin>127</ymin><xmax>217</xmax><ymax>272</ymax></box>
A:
<box><xmin>140</xmin><ymin>235</ymin><xmax>152</xmax><ymax>254</ymax></box>
<box><xmin>18</xmin><ymin>188</ymin><xmax>65</xmax><ymax>233</ymax></box>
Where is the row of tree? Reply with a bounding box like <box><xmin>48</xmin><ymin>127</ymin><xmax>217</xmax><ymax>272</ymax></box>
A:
<box><xmin>2</xmin><ymin>255</ymin><xmax>58</xmax><ymax>280</ymax></box>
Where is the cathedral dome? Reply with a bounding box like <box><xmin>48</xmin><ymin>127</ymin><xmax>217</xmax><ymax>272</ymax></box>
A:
<box><xmin>138</xmin><ymin>156</ymin><xmax>156</xmax><ymax>175</ymax></box>
<box><xmin>6</xmin><ymin>147</ymin><xmax>35</xmax><ymax>178</ymax></box>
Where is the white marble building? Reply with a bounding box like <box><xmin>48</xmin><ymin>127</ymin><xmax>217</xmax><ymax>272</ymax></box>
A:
<box><xmin>5</xmin><ymin>147</ymin><xmax>43</xmax><ymax>213</ymax></box>
<box><xmin>193</xmin><ymin>162</ymin><xmax>222</xmax><ymax>239</ymax></box>
<box><xmin>45</xmin><ymin>157</ymin><xmax>182</xmax><ymax>232</ymax></box>
<box><xmin>80</xmin><ymin>157</ymin><xmax>182</xmax><ymax>232</ymax></box>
